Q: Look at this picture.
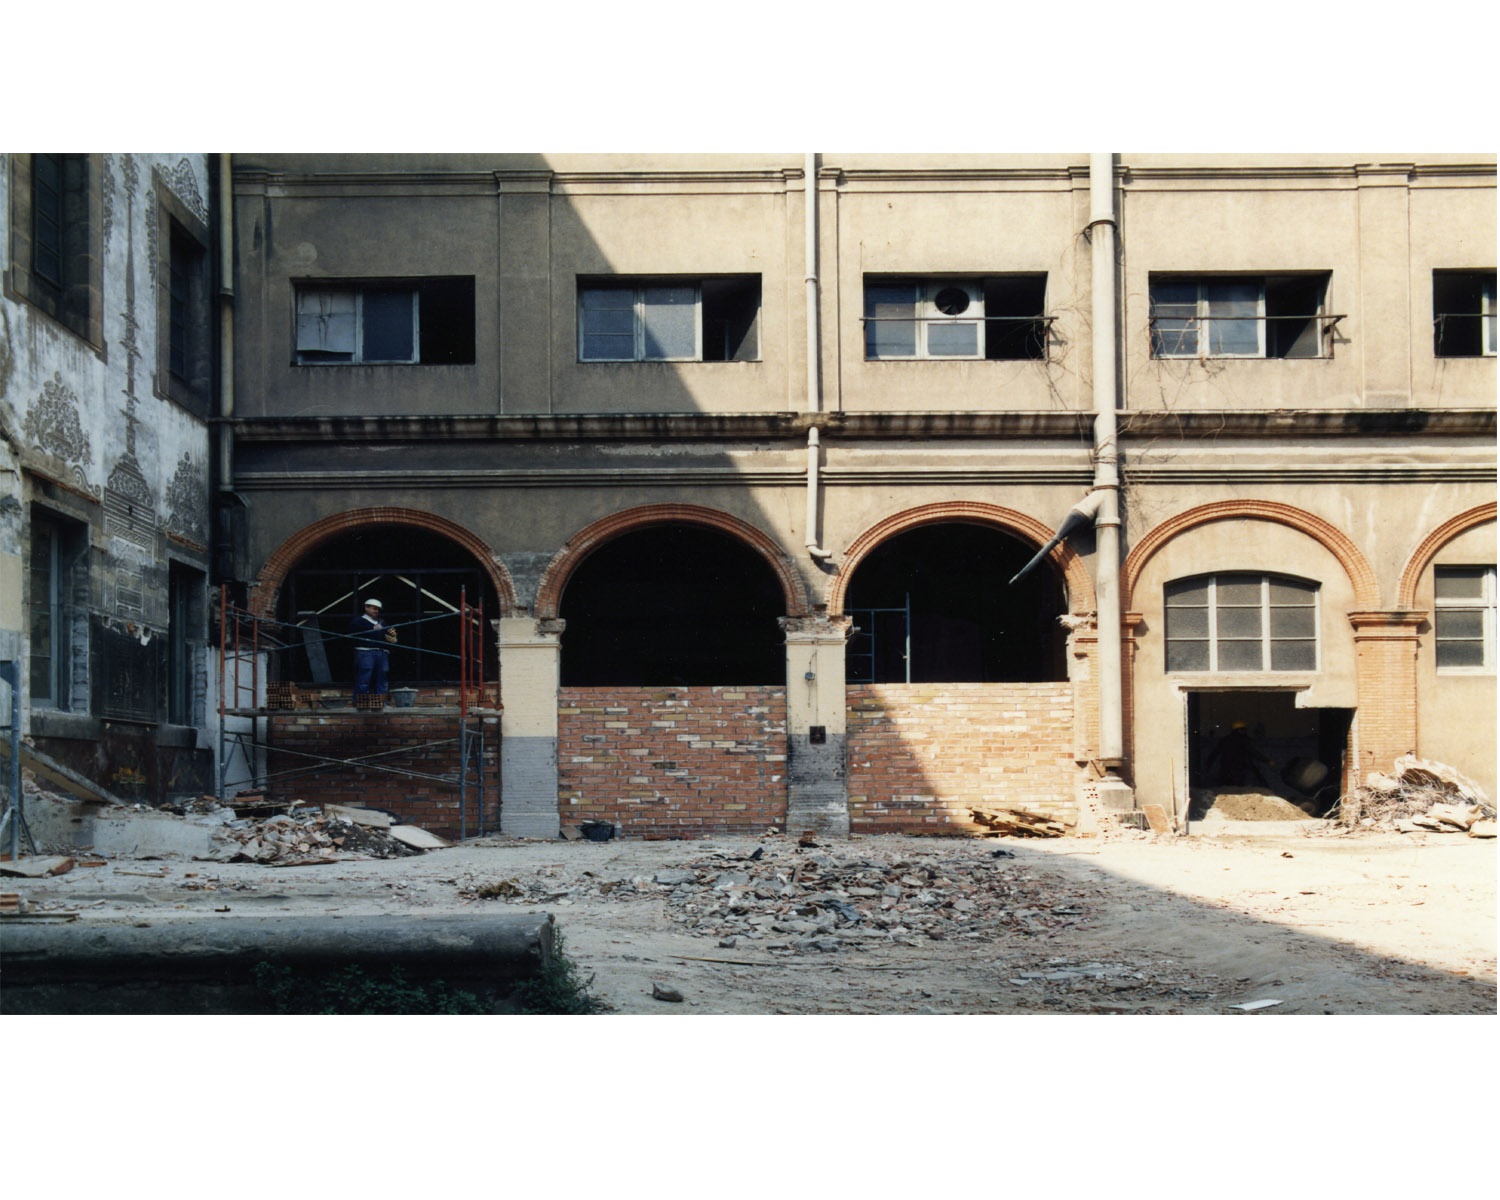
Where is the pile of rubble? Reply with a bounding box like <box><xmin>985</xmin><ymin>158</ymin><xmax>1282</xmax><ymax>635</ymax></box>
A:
<box><xmin>1340</xmin><ymin>755</ymin><xmax>1496</xmax><ymax>837</ymax></box>
<box><xmin>209</xmin><ymin>803</ymin><xmax>449</xmax><ymax>865</ymax></box>
<box><xmin>459</xmin><ymin>834</ymin><xmax>1103</xmax><ymax>955</ymax></box>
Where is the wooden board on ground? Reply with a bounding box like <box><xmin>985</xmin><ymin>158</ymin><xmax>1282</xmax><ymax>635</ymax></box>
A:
<box><xmin>970</xmin><ymin>806</ymin><xmax>1066</xmax><ymax>838</ymax></box>
<box><xmin>0</xmin><ymin>856</ymin><xmax>75</xmax><ymax>878</ymax></box>
<box><xmin>388</xmin><ymin>825</ymin><xmax>452</xmax><ymax>850</ymax></box>
<box><xmin>1142</xmin><ymin>804</ymin><xmax>1173</xmax><ymax>835</ymax></box>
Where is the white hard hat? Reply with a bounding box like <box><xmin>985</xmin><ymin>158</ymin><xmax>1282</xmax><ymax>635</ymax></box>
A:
<box><xmin>364</xmin><ymin>598</ymin><xmax>382</xmax><ymax>609</ymax></box>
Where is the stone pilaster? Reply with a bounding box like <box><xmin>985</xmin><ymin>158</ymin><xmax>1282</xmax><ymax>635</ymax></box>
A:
<box><xmin>498</xmin><ymin>616</ymin><xmax>564</xmax><ymax>839</ymax></box>
<box><xmin>780</xmin><ymin>615</ymin><xmax>852</xmax><ymax>837</ymax></box>
<box><xmin>1349</xmin><ymin>611</ymin><xmax>1425</xmax><ymax>790</ymax></box>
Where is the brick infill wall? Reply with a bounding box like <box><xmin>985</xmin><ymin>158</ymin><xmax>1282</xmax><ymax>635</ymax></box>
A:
<box><xmin>265</xmin><ymin>707</ymin><xmax>500</xmax><ymax>839</ymax></box>
<box><xmin>558</xmin><ymin>686</ymin><xmax>788</xmax><ymax>839</ymax></box>
<box><xmin>847</xmin><ymin>683</ymin><xmax>1080</xmax><ymax>834</ymax></box>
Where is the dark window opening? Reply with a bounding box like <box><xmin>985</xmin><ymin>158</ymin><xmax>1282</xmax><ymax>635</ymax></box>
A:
<box><xmin>29</xmin><ymin>512</ymin><xmax>88</xmax><ymax>710</ymax></box>
<box><xmin>276</xmin><ymin>526</ymin><xmax>498</xmax><ymax>686</ymax></box>
<box><xmin>984</xmin><ymin>275</ymin><xmax>1049</xmax><ymax>360</ymax></box>
<box><xmin>1433</xmin><ymin>270</ymin><xmax>1497</xmax><ymax>357</ymax></box>
<box><xmin>168</xmin><ymin>563</ymin><xmax>205</xmax><ymax>725</ymax></box>
<box><xmin>560</xmin><ymin>524</ymin><xmax>785</xmax><ymax>686</ymax></box>
<box><xmin>294</xmin><ymin>277</ymin><xmax>475</xmax><ymax>365</ymax></box>
<box><xmin>26</xmin><ymin>153</ymin><xmax>94</xmax><ymax>336</ymax></box>
<box><xmin>168</xmin><ymin>220</ymin><xmax>208</xmax><ymax>385</ymax></box>
<box><xmin>844</xmin><ymin>524</ymin><xmax>1068</xmax><ymax>683</ymax></box>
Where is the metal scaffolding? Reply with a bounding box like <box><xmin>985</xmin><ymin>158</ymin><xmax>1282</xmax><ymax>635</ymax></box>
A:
<box><xmin>216</xmin><ymin>585</ymin><xmax>498</xmax><ymax>838</ymax></box>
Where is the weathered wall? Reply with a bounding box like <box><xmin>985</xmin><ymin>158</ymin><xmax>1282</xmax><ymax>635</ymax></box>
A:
<box><xmin>846</xmin><ymin>683</ymin><xmax>1079</xmax><ymax>833</ymax></box>
<box><xmin>557</xmin><ymin>686</ymin><xmax>787</xmax><ymax>838</ymax></box>
<box><xmin>2</xmin><ymin>153</ymin><xmax>215</xmax><ymax>804</ymax></box>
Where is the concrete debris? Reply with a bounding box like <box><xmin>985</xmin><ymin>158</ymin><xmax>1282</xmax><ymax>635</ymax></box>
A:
<box><xmin>453</xmin><ymin>836</ymin><xmax>1106</xmax><ymax>957</ymax></box>
<box><xmin>1342</xmin><ymin>755</ymin><xmax>1496</xmax><ymax>832</ymax></box>
<box><xmin>210</xmin><ymin>809</ymin><xmax>433</xmax><ymax>865</ymax></box>
<box><xmin>651</xmin><ymin>982</ymin><xmax>685</xmax><ymax>1003</ymax></box>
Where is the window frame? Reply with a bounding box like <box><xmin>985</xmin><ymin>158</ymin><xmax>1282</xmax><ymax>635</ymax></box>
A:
<box><xmin>1164</xmin><ymin>572</ymin><xmax>1320</xmax><ymax>674</ymax></box>
<box><xmin>155</xmin><ymin>176</ymin><xmax>213</xmax><ymax>415</ymax></box>
<box><xmin>575</xmin><ymin>275</ymin><xmax>763</xmax><ymax>364</ymax></box>
<box><xmin>5</xmin><ymin>153</ymin><xmax>105</xmax><ymax>349</ymax></box>
<box><xmin>1434</xmin><ymin>565</ymin><xmax>1497</xmax><ymax>673</ymax></box>
<box><xmin>1432</xmin><ymin>270</ymin><xmax>1497</xmax><ymax>358</ymax></box>
<box><xmin>295</xmin><ymin>283</ymin><xmax>420</xmax><ymax>365</ymax></box>
<box><xmin>863</xmin><ymin>279</ymin><xmax>987</xmax><ymax>361</ymax></box>
<box><xmin>1149</xmin><ymin>273</ymin><xmax>1333</xmax><ymax>360</ymax></box>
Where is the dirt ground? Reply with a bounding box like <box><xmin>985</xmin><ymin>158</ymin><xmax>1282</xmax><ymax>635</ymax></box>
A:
<box><xmin>5</xmin><ymin>815</ymin><xmax>1494</xmax><ymax>1016</ymax></box>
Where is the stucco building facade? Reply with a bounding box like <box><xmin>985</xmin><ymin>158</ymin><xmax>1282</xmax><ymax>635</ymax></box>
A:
<box><xmin>2</xmin><ymin>154</ymin><xmax>218</xmax><ymax>810</ymax></box>
<box><xmin>210</xmin><ymin>154</ymin><xmax>1499</xmax><ymax>837</ymax></box>
<box><xmin>11</xmin><ymin>152</ymin><xmax>1488</xmax><ymax>846</ymax></box>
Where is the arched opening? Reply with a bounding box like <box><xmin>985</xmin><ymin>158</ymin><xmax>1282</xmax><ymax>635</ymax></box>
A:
<box><xmin>559</xmin><ymin>523</ymin><xmax>786</xmax><ymax>685</ymax></box>
<box><xmin>843</xmin><ymin>523</ymin><xmax>1067</xmax><ymax>682</ymax></box>
<box><xmin>274</xmin><ymin>524</ymin><xmax>500</xmax><ymax>686</ymax></box>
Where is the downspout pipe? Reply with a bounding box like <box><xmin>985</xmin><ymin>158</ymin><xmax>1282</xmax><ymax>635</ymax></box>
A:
<box><xmin>1089</xmin><ymin>152</ymin><xmax>1125</xmax><ymax>767</ymax></box>
<box><xmin>804</xmin><ymin>152</ymin><xmax>833</xmax><ymax>560</ymax></box>
<box><xmin>216</xmin><ymin>152</ymin><xmax>234</xmax><ymax>495</ymax></box>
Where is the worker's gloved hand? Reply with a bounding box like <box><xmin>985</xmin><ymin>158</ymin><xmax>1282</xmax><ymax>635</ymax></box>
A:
<box><xmin>385</xmin><ymin>629</ymin><xmax>398</xmax><ymax>643</ymax></box>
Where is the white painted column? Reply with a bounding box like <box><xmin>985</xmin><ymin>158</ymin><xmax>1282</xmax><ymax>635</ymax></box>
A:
<box><xmin>781</xmin><ymin>615</ymin><xmax>852</xmax><ymax>837</ymax></box>
<box><xmin>498</xmin><ymin>616</ymin><xmax>564</xmax><ymax>839</ymax></box>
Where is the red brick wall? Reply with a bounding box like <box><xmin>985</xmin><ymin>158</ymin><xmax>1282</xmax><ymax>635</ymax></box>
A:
<box><xmin>847</xmin><ymin>683</ymin><xmax>1080</xmax><ymax>833</ymax></box>
<box><xmin>266</xmin><ymin>707</ymin><xmax>500</xmax><ymax>839</ymax></box>
<box><xmin>558</xmin><ymin>687</ymin><xmax>788</xmax><ymax>838</ymax></box>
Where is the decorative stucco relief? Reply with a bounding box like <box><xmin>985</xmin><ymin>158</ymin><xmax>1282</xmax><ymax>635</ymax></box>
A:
<box><xmin>165</xmin><ymin>452</ymin><xmax>207</xmax><ymax>544</ymax></box>
<box><xmin>163</xmin><ymin>158</ymin><xmax>208</xmax><ymax>225</ymax></box>
<box><xmin>24</xmin><ymin>373</ymin><xmax>92</xmax><ymax>463</ymax></box>
<box><xmin>102</xmin><ymin>154</ymin><xmax>117</xmax><ymax>254</ymax></box>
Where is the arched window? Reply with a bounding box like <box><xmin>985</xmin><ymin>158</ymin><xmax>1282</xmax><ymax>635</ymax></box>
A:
<box><xmin>1165</xmin><ymin>573</ymin><xmax>1318</xmax><ymax>672</ymax></box>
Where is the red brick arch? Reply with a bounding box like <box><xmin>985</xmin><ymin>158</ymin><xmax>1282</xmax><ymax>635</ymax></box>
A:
<box><xmin>535</xmin><ymin>504</ymin><xmax>812</xmax><ymax>620</ymax></box>
<box><xmin>1122</xmin><ymin>500</ymin><xmax>1380</xmax><ymax>611</ymax></box>
<box><xmin>1397</xmin><ymin>502</ymin><xmax>1497</xmax><ymax>608</ymax></box>
<box><xmin>251</xmin><ymin>507</ymin><xmax>517</xmax><ymax>618</ymax></box>
<box><xmin>826</xmin><ymin>502</ymin><xmax>1095</xmax><ymax>616</ymax></box>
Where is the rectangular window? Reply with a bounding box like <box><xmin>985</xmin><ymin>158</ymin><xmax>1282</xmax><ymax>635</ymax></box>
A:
<box><xmin>15</xmin><ymin>153</ymin><xmax>99</xmax><ymax>342</ymax></box>
<box><xmin>1435</xmin><ymin>565</ymin><xmax>1496</xmax><ymax>671</ymax></box>
<box><xmin>1165</xmin><ymin>573</ymin><xmax>1318</xmax><ymax>673</ymax></box>
<box><xmin>577</xmin><ymin>276</ymin><xmax>760</xmax><ymax>362</ymax></box>
<box><xmin>1433</xmin><ymin>271</ymin><xmax>1497</xmax><ymax>357</ymax></box>
<box><xmin>168</xmin><ymin>220</ymin><xmax>206</xmax><ymax>384</ymax></box>
<box><xmin>1150</xmin><ymin>274</ymin><xmax>1331</xmax><ymax>359</ymax></box>
<box><xmin>863</xmin><ymin>275</ymin><xmax>1049</xmax><ymax>361</ymax></box>
<box><xmin>294</xmin><ymin>278</ymin><xmax>475</xmax><ymax>365</ymax></box>
<box><xmin>168</xmin><ymin>563</ymin><xmax>205</xmax><ymax>725</ymax></box>
<box><xmin>28</xmin><ymin>515</ymin><xmax>86</xmax><ymax>709</ymax></box>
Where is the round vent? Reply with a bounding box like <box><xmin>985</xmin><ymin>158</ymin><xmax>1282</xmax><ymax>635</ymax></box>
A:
<box><xmin>933</xmin><ymin>286</ymin><xmax>971</xmax><ymax>316</ymax></box>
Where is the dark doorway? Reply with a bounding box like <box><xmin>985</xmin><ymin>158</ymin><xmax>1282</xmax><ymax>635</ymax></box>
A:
<box><xmin>276</xmin><ymin>525</ymin><xmax>499</xmax><ymax>686</ymax></box>
<box><xmin>559</xmin><ymin>523</ymin><xmax>785</xmax><ymax>686</ymax></box>
<box><xmin>844</xmin><ymin>523</ymin><xmax>1067</xmax><ymax>683</ymax></box>
<box><xmin>1187</xmin><ymin>690</ymin><xmax>1351</xmax><ymax>814</ymax></box>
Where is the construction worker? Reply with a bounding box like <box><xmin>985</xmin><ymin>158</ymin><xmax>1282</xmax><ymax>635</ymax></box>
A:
<box><xmin>348</xmin><ymin>598</ymin><xmax>397</xmax><ymax>700</ymax></box>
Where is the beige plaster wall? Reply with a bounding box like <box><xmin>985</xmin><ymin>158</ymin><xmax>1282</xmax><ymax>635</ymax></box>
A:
<box><xmin>1412</xmin><ymin>520</ymin><xmax>1497</xmax><ymax>799</ymax></box>
<box><xmin>1128</xmin><ymin>516</ymin><xmax>1362</xmax><ymax>809</ymax></box>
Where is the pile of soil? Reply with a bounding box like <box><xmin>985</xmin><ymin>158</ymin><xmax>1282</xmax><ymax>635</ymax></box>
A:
<box><xmin>1196</xmin><ymin>789</ymin><xmax>1315</xmax><ymax>821</ymax></box>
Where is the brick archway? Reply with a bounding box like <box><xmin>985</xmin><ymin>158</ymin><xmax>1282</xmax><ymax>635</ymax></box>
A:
<box><xmin>251</xmin><ymin>507</ymin><xmax>516</xmax><ymax>618</ymax></box>
<box><xmin>1396</xmin><ymin>503</ymin><xmax>1497</xmax><ymax>609</ymax></box>
<box><xmin>535</xmin><ymin>504</ymin><xmax>812</xmax><ymax>620</ymax></box>
<box><xmin>827</xmin><ymin>502</ymin><xmax>1094</xmax><ymax>616</ymax></box>
<box><xmin>1122</xmin><ymin>500</ymin><xmax>1379</xmax><ymax>611</ymax></box>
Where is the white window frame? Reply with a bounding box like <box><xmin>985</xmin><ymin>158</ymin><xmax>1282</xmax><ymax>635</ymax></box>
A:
<box><xmin>1150</xmin><ymin>279</ymin><xmax>1269</xmax><ymax>359</ymax></box>
<box><xmin>1165</xmin><ymin>573</ymin><xmax>1320</xmax><ymax>674</ymax></box>
<box><xmin>864</xmin><ymin>279</ymin><xmax>986</xmax><ymax>360</ymax></box>
<box><xmin>578</xmin><ymin>284</ymin><xmax>703</xmax><ymax>362</ymax></box>
<box><xmin>296</xmin><ymin>286</ymin><xmax>419</xmax><ymax>365</ymax></box>
<box><xmin>1484</xmin><ymin>281</ymin><xmax>1497</xmax><ymax>357</ymax></box>
<box><xmin>1435</xmin><ymin>565</ymin><xmax>1497</xmax><ymax>673</ymax></box>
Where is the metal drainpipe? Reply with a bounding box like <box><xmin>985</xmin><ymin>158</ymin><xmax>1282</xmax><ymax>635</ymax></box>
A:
<box><xmin>1089</xmin><ymin>153</ymin><xmax>1125</xmax><ymax>767</ymax></box>
<box><xmin>217</xmin><ymin>152</ymin><xmax>235</xmax><ymax>494</ymax></box>
<box><xmin>804</xmin><ymin>152</ymin><xmax>832</xmax><ymax>560</ymax></box>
